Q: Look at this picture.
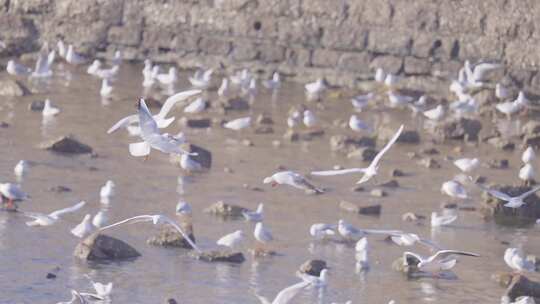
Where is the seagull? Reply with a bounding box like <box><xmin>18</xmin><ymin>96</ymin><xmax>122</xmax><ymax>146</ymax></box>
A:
<box><xmin>349</xmin><ymin>115</ymin><xmax>372</xmax><ymax>132</ymax></box>
<box><xmin>31</xmin><ymin>49</ymin><xmax>55</xmax><ymax>78</ymax></box>
<box><xmin>42</xmin><ymin>99</ymin><xmax>60</xmax><ymax>117</ymax></box>
<box><xmin>464</xmin><ymin>60</ymin><xmax>502</xmax><ymax>83</ymax></box>
<box><xmin>375</xmin><ymin>68</ymin><xmax>386</xmax><ymax>83</ymax></box>
<box><xmin>351</xmin><ymin>93</ymin><xmax>374</xmax><ymax>111</ymax></box>
<box><xmin>71</xmin><ymin>214</ymin><xmax>95</xmax><ymax>238</ymax></box>
<box><xmin>355</xmin><ymin>237</ymin><xmax>369</xmax><ymax>270</ymax></box>
<box><xmin>87</xmin><ymin>60</ymin><xmax>101</xmax><ymax>75</ymax></box>
<box><xmin>92</xmin><ymin>210</ymin><xmax>108</xmax><ymax>228</ymax></box>
<box><xmin>14</xmin><ymin>160</ymin><xmax>29</xmax><ymax>181</ymax></box>
<box><xmin>66</xmin><ymin>45</ymin><xmax>87</xmax><ymax>65</ymax></box>
<box><xmin>305</xmin><ymin>78</ymin><xmax>326</xmax><ymax>96</ymax></box>
<box><xmin>298</xmin><ymin>269</ymin><xmax>328</xmax><ymax>288</ymax></box>
<box><xmin>263</xmin><ymin>72</ymin><xmax>280</xmax><ymax>90</ymax></box>
<box><xmin>450</xmin><ymin>97</ymin><xmax>478</xmax><ymax>117</ymax></box>
<box><xmin>423</xmin><ymin>105</ymin><xmax>445</xmax><ymax>121</ymax></box>
<box><xmin>242</xmin><ymin>203</ymin><xmax>264</xmax><ymax>222</ymax></box>
<box><xmin>0</xmin><ymin>183</ymin><xmax>29</xmax><ymax>210</ymax></box>
<box><xmin>384</xmin><ymin>74</ymin><xmax>399</xmax><ymax>88</ymax></box>
<box><xmin>80</xmin><ymin>276</ymin><xmax>113</xmax><ymax>300</ymax></box>
<box><xmin>242</xmin><ymin>78</ymin><xmax>257</xmax><ymax>97</ymax></box>
<box><xmin>217</xmin><ymin>230</ymin><xmax>244</xmax><ymax>249</ymax></box>
<box><xmin>176</xmin><ymin>201</ymin><xmax>192</xmax><ymax>216</ymax></box>
<box><xmin>403</xmin><ymin>249</ymin><xmax>479</xmax><ymax>272</ymax></box>
<box><xmin>496</xmin><ymin>83</ymin><xmax>510</xmax><ymax>100</ymax></box>
<box><xmin>390</xmin><ymin>233</ymin><xmax>440</xmax><ymax>250</ymax></box>
<box><xmin>224</xmin><ymin>117</ymin><xmax>251</xmax><ymax>130</ymax></box>
<box><xmin>264</xmin><ymin>171</ymin><xmax>323</xmax><ymax>193</ymax></box>
<box><xmin>128</xmin><ymin>99</ymin><xmax>195</xmax><ymax>158</ymax></box>
<box><xmin>311</xmin><ymin>125</ymin><xmax>404</xmax><ymax>184</ymax></box>
<box><xmin>23</xmin><ymin>201</ymin><xmax>86</xmax><ymax>227</ymax></box>
<box><xmin>57</xmin><ymin>40</ymin><xmax>67</xmax><ymax>58</ymax></box>
<box><xmin>522</xmin><ymin>147</ymin><xmax>536</xmax><ymax>164</ymax></box>
<box><xmin>112</xmin><ymin>50</ymin><xmax>122</xmax><ymax>66</ymax></box>
<box><xmin>100</xmin><ymin>180</ymin><xmax>115</xmax><ymax>203</ymax></box>
<box><xmin>95</xmin><ymin>65</ymin><xmax>119</xmax><ymax>80</ymax></box>
<box><xmin>57</xmin><ymin>289</ymin><xmax>87</xmax><ymax>304</ymax></box>
<box><xmin>254</xmin><ymin>222</ymin><xmax>273</xmax><ymax>245</ymax></box>
<box><xmin>100</xmin><ymin>79</ymin><xmax>113</xmax><ymax>98</ymax></box>
<box><xmin>519</xmin><ymin>163</ymin><xmax>536</xmax><ymax>184</ymax></box>
<box><xmin>184</xmin><ymin>97</ymin><xmax>207</xmax><ymax>114</ymax></box>
<box><xmin>303</xmin><ymin>110</ymin><xmax>316</xmax><ymax>128</ymax></box>
<box><xmin>230</xmin><ymin>69</ymin><xmax>251</xmax><ymax>87</ymax></box>
<box><xmin>473</xmin><ymin>181</ymin><xmax>540</xmax><ymax>209</ymax></box>
<box><xmin>254</xmin><ymin>280</ymin><xmax>309</xmax><ymax>304</ymax></box>
<box><xmin>107</xmin><ymin>89</ymin><xmax>201</xmax><ymax>134</ymax></box>
<box><xmin>309</xmin><ymin>223</ymin><xmax>337</xmax><ymax>239</ymax></box>
<box><xmin>407</xmin><ymin>95</ymin><xmax>428</xmax><ymax>116</ymax></box>
<box><xmin>6</xmin><ymin>60</ymin><xmax>31</xmax><ymax>76</ymax></box>
<box><xmin>431</xmin><ymin>211</ymin><xmax>458</xmax><ymax>227</ymax></box>
<box><xmin>496</xmin><ymin>92</ymin><xmax>528</xmax><ymax>118</ymax></box>
<box><xmin>337</xmin><ymin>219</ymin><xmax>402</xmax><ymax>241</ymax></box>
<box><xmin>441</xmin><ymin>180</ymin><xmax>468</xmax><ymax>199</ymax></box>
<box><xmin>387</xmin><ymin>91</ymin><xmax>413</xmax><ymax>108</ymax></box>
<box><xmin>180</xmin><ymin>154</ymin><xmax>203</xmax><ymax>172</ymax></box>
<box><xmin>453</xmin><ymin>158</ymin><xmax>480</xmax><ymax>173</ymax></box>
<box><xmin>217</xmin><ymin>78</ymin><xmax>230</xmax><ymax>97</ymax></box>
<box><xmin>287</xmin><ymin>111</ymin><xmax>302</xmax><ymax>129</ymax></box>
<box><xmin>504</xmin><ymin>247</ymin><xmax>535</xmax><ymax>272</ymax></box>
<box><xmin>156</xmin><ymin>67</ymin><xmax>178</xmax><ymax>85</ymax></box>
<box><xmin>188</xmin><ymin>68</ymin><xmax>213</xmax><ymax>88</ymax></box>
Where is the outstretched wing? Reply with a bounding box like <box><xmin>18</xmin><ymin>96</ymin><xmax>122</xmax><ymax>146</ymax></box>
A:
<box><xmin>432</xmin><ymin>250</ymin><xmax>480</xmax><ymax>261</ymax></box>
<box><xmin>272</xmin><ymin>281</ymin><xmax>309</xmax><ymax>304</ymax></box>
<box><xmin>518</xmin><ymin>185</ymin><xmax>540</xmax><ymax>200</ymax></box>
<box><xmin>49</xmin><ymin>201</ymin><xmax>86</xmax><ymax>219</ymax></box>
<box><xmin>403</xmin><ymin>251</ymin><xmax>423</xmax><ymax>266</ymax></box>
<box><xmin>158</xmin><ymin>89</ymin><xmax>202</xmax><ymax>118</ymax></box>
<box><xmin>138</xmin><ymin>99</ymin><xmax>159</xmax><ymax>140</ymax></box>
<box><xmin>363</xmin><ymin>228</ymin><xmax>403</xmax><ymax>236</ymax></box>
<box><xmin>370</xmin><ymin>124</ymin><xmax>404</xmax><ymax>169</ymax></box>
<box><xmin>107</xmin><ymin>114</ymin><xmax>138</xmax><ymax>134</ymax></box>
<box><xmin>311</xmin><ymin>168</ymin><xmax>366</xmax><ymax>176</ymax></box>
<box><xmin>473</xmin><ymin>182</ymin><xmax>512</xmax><ymax>201</ymax></box>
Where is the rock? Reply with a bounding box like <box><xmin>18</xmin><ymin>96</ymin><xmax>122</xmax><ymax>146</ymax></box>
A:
<box><xmin>521</xmin><ymin>121</ymin><xmax>540</xmax><ymax>136</ymax></box>
<box><xmin>523</xmin><ymin>134</ymin><xmax>540</xmax><ymax>149</ymax></box>
<box><xmin>29</xmin><ymin>100</ymin><xmax>45</xmax><ymax>111</ymax></box>
<box><xmin>203</xmin><ymin>201</ymin><xmax>247</xmax><ymax>217</ymax></box>
<box><xmin>330</xmin><ymin>135</ymin><xmax>376</xmax><ymax>153</ymax></box>
<box><xmin>180</xmin><ymin>117</ymin><xmax>211</xmax><ymax>128</ymax></box>
<box><xmin>487</xmin><ymin>137</ymin><xmax>515</xmax><ymax>151</ymax></box>
<box><xmin>256</xmin><ymin>113</ymin><xmax>274</xmax><ymax>125</ymax></box>
<box><xmin>180</xmin><ymin>144</ymin><xmax>212</xmax><ymax>169</ymax></box>
<box><xmin>283</xmin><ymin>129</ymin><xmax>325</xmax><ymax>142</ymax></box>
<box><xmin>74</xmin><ymin>233</ymin><xmax>141</xmax><ymax>261</ymax></box>
<box><xmin>351</xmin><ymin>185</ymin><xmax>365</xmax><ymax>192</ymax></box>
<box><xmin>0</xmin><ymin>79</ymin><xmax>30</xmax><ymax>96</ymax></box>
<box><xmin>432</xmin><ymin>118</ymin><xmax>482</xmax><ymax>141</ymax></box>
<box><xmin>221</xmin><ymin>97</ymin><xmax>250</xmax><ymax>111</ymax></box>
<box><xmin>46</xmin><ymin>273</ymin><xmax>57</xmax><ymax>279</ymax></box>
<box><xmin>255</xmin><ymin>126</ymin><xmax>274</xmax><ymax>134</ymax></box>
<box><xmin>40</xmin><ymin>135</ymin><xmax>93</xmax><ymax>154</ymax></box>
<box><xmin>191</xmin><ymin>250</ymin><xmax>245</xmax><ymax>263</ymax></box>
<box><xmin>504</xmin><ymin>274</ymin><xmax>540</xmax><ymax>302</ymax></box>
<box><xmin>391</xmin><ymin>169</ymin><xmax>406</xmax><ymax>177</ymax></box>
<box><xmin>377</xmin><ymin>179</ymin><xmax>399</xmax><ymax>188</ymax></box>
<box><xmin>347</xmin><ymin>147</ymin><xmax>378</xmax><ymax>161</ymax></box>
<box><xmin>167</xmin><ymin>299</ymin><xmax>178</xmax><ymax>304</ymax></box>
<box><xmin>418</xmin><ymin>157</ymin><xmax>441</xmax><ymax>169</ymax></box>
<box><xmin>339</xmin><ymin>201</ymin><xmax>382</xmax><ymax>216</ymax></box>
<box><xmin>486</xmin><ymin>159</ymin><xmax>509</xmax><ymax>169</ymax></box>
<box><xmin>379</xmin><ymin>126</ymin><xmax>420</xmax><ymax>144</ymax></box>
<box><xmin>147</xmin><ymin>224</ymin><xmax>196</xmax><ymax>249</ymax></box>
<box><xmin>370</xmin><ymin>188</ymin><xmax>386</xmax><ymax>197</ymax></box>
<box><xmin>481</xmin><ymin>185</ymin><xmax>540</xmax><ymax>225</ymax></box>
<box><xmin>299</xmin><ymin>259</ymin><xmax>327</xmax><ymax>276</ymax></box>
<box><xmin>0</xmin><ymin>121</ymin><xmax>9</xmax><ymax>128</ymax></box>
<box><xmin>421</xmin><ymin>147</ymin><xmax>440</xmax><ymax>155</ymax></box>
<box><xmin>48</xmin><ymin>185</ymin><xmax>72</xmax><ymax>193</ymax></box>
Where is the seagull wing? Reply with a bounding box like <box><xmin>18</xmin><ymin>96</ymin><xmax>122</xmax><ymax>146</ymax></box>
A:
<box><xmin>403</xmin><ymin>251</ymin><xmax>424</xmax><ymax>266</ymax></box>
<box><xmin>20</xmin><ymin>212</ymin><xmax>46</xmax><ymax>220</ymax></box>
<box><xmin>272</xmin><ymin>281</ymin><xmax>309</xmax><ymax>304</ymax></box>
<box><xmin>107</xmin><ymin>114</ymin><xmax>138</xmax><ymax>134</ymax></box>
<box><xmin>138</xmin><ymin>99</ymin><xmax>160</xmax><ymax>139</ymax></box>
<box><xmin>311</xmin><ymin>168</ymin><xmax>366</xmax><ymax>176</ymax></box>
<box><xmin>474</xmin><ymin>183</ymin><xmax>512</xmax><ymax>201</ymax></box>
<box><xmin>99</xmin><ymin>215</ymin><xmax>156</xmax><ymax>232</ymax></box>
<box><xmin>34</xmin><ymin>52</ymin><xmax>48</xmax><ymax>74</ymax></box>
<box><xmin>431</xmin><ymin>250</ymin><xmax>480</xmax><ymax>261</ymax></box>
<box><xmin>157</xmin><ymin>89</ymin><xmax>202</xmax><ymax>118</ymax></box>
<box><xmin>518</xmin><ymin>185</ymin><xmax>540</xmax><ymax>200</ymax></box>
<box><xmin>363</xmin><ymin>228</ymin><xmax>403</xmax><ymax>236</ymax></box>
<box><xmin>48</xmin><ymin>201</ymin><xmax>86</xmax><ymax>219</ymax></box>
<box><xmin>369</xmin><ymin>124</ymin><xmax>404</xmax><ymax>169</ymax></box>
<box><xmin>472</xmin><ymin>63</ymin><xmax>502</xmax><ymax>80</ymax></box>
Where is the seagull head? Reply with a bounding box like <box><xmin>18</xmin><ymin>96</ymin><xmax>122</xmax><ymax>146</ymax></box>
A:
<box><xmin>263</xmin><ymin>176</ymin><xmax>277</xmax><ymax>186</ymax></box>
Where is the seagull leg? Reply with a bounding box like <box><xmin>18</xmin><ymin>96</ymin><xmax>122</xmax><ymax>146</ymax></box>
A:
<box><xmin>143</xmin><ymin>155</ymin><xmax>149</xmax><ymax>162</ymax></box>
<box><xmin>6</xmin><ymin>199</ymin><xmax>14</xmax><ymax>210</ymax></box>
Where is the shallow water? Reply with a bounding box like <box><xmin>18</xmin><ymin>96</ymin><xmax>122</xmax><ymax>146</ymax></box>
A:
<box><xmin>1</xmin><ymin>64</ymin><xmax>540</xmax><ymax>304</ymax></box>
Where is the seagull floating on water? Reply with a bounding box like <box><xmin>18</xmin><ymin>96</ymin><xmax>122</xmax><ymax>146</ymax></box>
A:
<box><xmin>176</xmin><ymin>201</ymin><xmax>192</xmax><ymax>216</ymax></box>
<box><xmin>309</xmin><ymin>223</ymin><xmax>337</xmax><ymax>239</ymax></box>
<box><xmin>42</xmin><ymin>99</ymin><xmax>60</xmax><ymax>117</ymax></box>
<box><xmin>349</xmin><ymin>115</ymin><xmax>372</xmax><ymax>132</ymax></box>
<box><xmin>100</xmin><ymin>180</ymin><xmax>115</xmax><ymax>203</ymax></box>
<box><xmin>453</xmin><ymin>158</ymin><xmax>480</xmax><ymax>173</ymax></box>
<box><xmin>441</xmin><ymin>180</ymin><xmax>468</xmax><ymax>199</ymax></box>
<box><xmin>355</xmin><ymin>237</ymin><xmax>369</xmax><ymax>270</ymax></box>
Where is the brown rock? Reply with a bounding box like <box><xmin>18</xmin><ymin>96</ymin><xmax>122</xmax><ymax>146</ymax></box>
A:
<box><xmin>330</xmin><ymin>135</ymin><xmax>376</xmax><ymax>153</ymax></box>
<box><xmin>339</xmin><ymin>201</ymin><xmax>382</xmax><ymax>216</ymax></box>
<box><xmin>147</xmin><ymin>224</ymin><xmax>196</xmax><ymax>249</ymax></box>
<box><xmin>299</xmin><ymin>259</ymin><xmax>327</xmax><ymax>276</ymax></box>
<box><xmin>74</xmin><ymin>233</ymin><xmax>141</xmax><ymax>261</ymax></box>
<box><xmin>204</xmin><ymin>201</ymin><xmax>247</xmax><ymax>217</ymax></box>
<box><xmin>0</xmin><ymin>79</ymin><xmax>30</xmax><ymax>97</ymax></box>
<box><xmin>504</xmin><ymin>274</ymin><xmax>540</xmax><ymax>302</ymax></box>
<box><xmin>418</xmin><ymin>157</ymin><xmax>441</xmax><ymax>169</ymax></box>
<box><xmin>347</xmin><ymin>147</ymin><xmax>378</xmax><ymax>161</ymax></box>
<box><xmin>370</xmin><ymin>188</ymin><xmax>386</xmax><ymax>197</ymax></box>
<box><xmin>432</xmin><ymin>118</ymin><xmax>482</xmax><ymax>141</ymax></box>
<box><xmin>191</xmin><ymin>250</ymin><xmax>245</xmax><ymax>263</ymax></box>
<box><xmin>180</xmin><ymin>118</ymin><xmax>211</xmax><ymax>128</ymax></box>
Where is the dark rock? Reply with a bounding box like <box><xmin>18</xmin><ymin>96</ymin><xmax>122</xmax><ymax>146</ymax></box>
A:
<box><xmin>377</xmin><ymin>179</ymin><xmax>399</xmax><ymax>188</ymax></box>
<box><xmin>180</xmin><ymin>117</ymin><xmax>211</xmax><ymax>128</ymax></box>
<box><xmin>0</xmin><ymin>121</ymin><xmax>9</xmax><ymax>128</ymax></box>
<box><xmin>204</xmin><ymin>201</ymin><xmax>247</xmax><ymax>217</ymax></box>
<box><xmin>41</xmin><ymin>135</ymin><xmax>93</xmax><ymax>154</ymax></box>
<box><xmin>0</xmin><ymin>79</ymin><xmax>30</xmax><ymax>96</ymax></box>
<box><xmin>421</xmin><ymin>147</ymin><xmax>439</xmax><ymax>155</ymax></box>
<box><xmin>330</xmin><ymin>135</ymin><xmax>376</xmax><ymax>153</ymax></box>
<box><xmin>432</xmin><ymin>118</ymin><xmax>482</xmax><ymax>141</ymax></box>
<box><xmin>191</xmin><ymin>250</ymin><xmax>245</xmax><ymax>263</ymax></box>
<box><xmin>147</xmin><ymin>224</ymin><xmax>196</xmax><ymax>249</ymax></box>
<box><xmin>221</xmin><ymin>97</ymin><xmax>250</xmax><ymax>111</ymax></box>
<box><xmin>284</xmin><ymin>129</ymin><xmax>325</xmax><ymax>142</ymax></box>
<box><xmin>379</xmin><ymin>126</ymin><xmax>420</xmax><ymax>144</ymax></box>
<box><xmin>523</xmin><ymin>134</ymin><xmax>540</xmax><ymax>149</ymax></box>
<box><xmin>256</xmin><ymin>113</ymin><xmax>274</xmax><ymax>125</ymax></box>
<box><xmin>46</xmin><ymin>273</ymin><xmax>57</xmax><ymax>279</ymax></box>
<box><xmin>504</xmin><ymin>274</ymin><xmax>540</xmax><ymax>302</ymax></box>
<box><xmin>167</xmin><ymin>299</ymin><xmax>178</xmax><ymax>304</ymax></box>
<box><xmin>48</xmin><ymin>185</ymin><xmax>72</xmax><ymax>193</ymax></box>
<box><xmin>370</xmin><ymin>188</ymin><xmax>386</xmax><ymax>197</ymax></box>
<box><xmin>299</xmin><ymin>259</ymin><xmax>327</xmax><ymax>276</ymax></box>
<box><xmin>481</xmin><ymin>185</ymin><xmax>540</xmax><ymax>225</ymax></box>
<box><xmin>476</xmin><ymin>176</ymin><xmax>487</xmax><ymax>183</ymax></box>
<box><xmin>347</xmin><ymin>147</ymin><xmax>378</xmax><ymax>161</ymax></box>
<box><xmin>339</xmin><ymin>200</ymin><xmax>382</xmax><ymax>216</ymax></box>
<box><xmin>74</xmin><ymin>233</ymin><xmax>141</xmax><ymax>261</ymax></box>
<box><xmin>29</xmin><ymin>100</ymin><xmax>45</xmax><ymax>111</ymax></box>
<box><xmin>391</xmin><ymin>169</ymin><xmax>406</xmax><ymax>177</ymax></box>
<box><xmin>145</xmin><ymin>98</ymin><xmax>162</xmax><ymax>108</ymax></box>
<box><xmin>351</xmin><ymin>185</ymin><xmax>365</xmax><ymax>192</ymax></box>
<box><xmin>487</xmin><ymin>137</ymin><xmax>515</xmax><ymax>151</ymax></box>
<box><xmin>486</xmin><ymin>159</ymin><xmax>509</xmax><ymax>169</ymax></box>
<box><xmin>181</xmin><ymin>144</ymin><xmax>212</xmax><ymax>169</ymax></box>
<box><xmin>418</xmin><ymin>157</ymin><xmax>441</xmax><ymax>169</ymax></box>
<box><xmin>255</xmin><ymin>126</ymin><xmax>274</xmax><ymax>134</ymax></box>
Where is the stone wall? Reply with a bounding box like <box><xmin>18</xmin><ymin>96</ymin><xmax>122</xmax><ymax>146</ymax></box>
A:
<box><xmin>1</xmin><ymin>0</ymin><xmax>540</xmax><ymax>89</ymax></box>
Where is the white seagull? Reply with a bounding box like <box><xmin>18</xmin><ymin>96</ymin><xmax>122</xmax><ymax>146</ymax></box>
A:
<box><xmin>254</xmin><ymin>280</ymin><xmax>309</xmax><ymax>304</ymax></box>
<box><xmin>423</xmin><ymin>105</ymin><xmax>445</xmax><ymax>121</ymax></box>
<box><xmin>387</xmin><ymin>91</ymin><xmax>413</xmax><ymax>108</ymax></box>
<box><xmin>66</xmin><ymin>45</ymin><xmax>87</xmax><ymax>65</ymax></box>
<box><xmin>349</xmin><ymin>115</ymin><xmax>372</xmax><ymax>132</ymax></box>
<box><xmin>6</xmin><ymin>60</ymin><xmax>31</xmax><ymax>76</ymax></box>
<box><xmin>351</xmin><ymin>93</ymin><xmax>374</xmax><ymax>111</ymax></box>
<box><xmin>375</xmin><ymin>68</ymin><xmax>386</xmax><ymax>83</ymax></box>
<box><xmin>355</xmin><ymin>237</ymin><xmax>370</xmax><ymax>270</ymax></box>
<box><xmin>473</xmin><ymin>182</ymin><xmax>540</xmax><ymax>209</ymax></box>
<box><xmin>71</xmin><ymin>214</ymin><xmax>95</xmax><ymax>238</ymax></box>
<box><xmin>311</xmin><ymin>125</ymin><xmax>404</xmax><ymax>184</ymax></box>
<box><xmin>224</xmin><ymin>117</ymin><xmax>251</xmax><ymax>131</ymax></box>
<box><xmin>522</xmin><ymin>147</ymin><xmax>536</xmax><ymax>164</ymax></box>
<box><xmin>180</xmin><ymin>154</ymin><xmax>203</xmax><ymax>172</ymax></box>
<box><xmin>519</xmin><ymin>163</ymin><xmax>536</xmax><ymax>184</ymax></box>
<box><xmin>217</xmin><ymin>78</ymin><xmax>230</xmax><ymax>97</ymax></box>
<box><xmin>0</xmin><ymin>183</ymin><xmax>29</xmax><ymax>210</ymax></box>
<box><xmin>431</xmin><ymin>211</ymin><xmax>458</xmax><ymax>227</ymax></box>
<box><xmin>464</xmin><ymin>60</ymin><xmax>502</xmax><ymax>83</ymax></box>
<box><xmin>156</xmin><ymin>67</ymin><xmax>178</xmax><ymax>85</ymax></box>
<box><xmin>100</xmin><ymin>180</ymin><xmax>115</xmax><ymax>203</ymax></box>
<box><xmin>403</xmin><ymin>249</ymin><xmax>479</xmax><ymax>272</ymax></box>
<box><xmin>453</xmin><ymin>158</ymin><xmax>480</xmax><ymax>173</ymax></box>
<box><xmin>42</xmin><ymin>99</ymin><xmax>60</xmax><ymax>117</ymax></box>
<box><xmin>264</xmin><ymin>171</ymin><xmax>323</xmax><ymax>193</ymax></box>
<box><xmin>100</xmin><ymin>79</ymin><xmax>113</xmax><ymax>98</ymax></box>
<box><xmin>14</xmin><ymin>160</ymin><xmax>29</xmax><ymax>181</ymax></box>
<box><xmin>23</xmin><ymin>201</ymin><xmax>86</xmax><ymax>227</ymax></box>
<box><xmin>188</xmin><ymin>68</ymin><xmax>213</xmax><ymax>88</ymax></box>
<box><xmin>305</xmin><ymin>78</ymin><xmax>326</xmax><ymax>96</ymax></box>
<box><xmin>217</xmin><ymin>230</ymin><xmax>245</xmax><ymax>249</ymax></box>
<box><xmin>176</xmin><ymin>201</ymin><xmax>192</xmax><ymax>216</ymax></box>
<box><xmin>504</xmin><ymin>247</ymin><xmax>535</xmax><ymax>272</ymax></box>
<box><xmin>31</xmin><ymin>49</ymin><xmax>55</xmax><ymax>78</ymax></box>
<box><xmin>310</xmin><ymin>223</ymin><xmax>337</xmax><ymax>239</ymax></box>
<box><xmin>254</xmin><ymin>222</ymin><xmax>273</xmax><ymax>245</ymax></box>
<box><xmin>263</xmin><ymin>72</ymin><xmax>280</xmax><ymax>90</ymax></box>
<box><xmin>242</xmin><ymin>203</ymin><xmax>264</xmax><ymax>222</ymax></box>
<box><xmin>441</xmin><ymin>180</ymin><xmax>468</xmax><ymax>199</ymax></box>
<box><xmin>303</xmin><ymin>110</ymin><xmax>316</xmax><ymax>128</ymax></box>
<box><xmin>92</xmin><ymin>211</ymin><xmax>108</xmax><ymax>228</ymax></box>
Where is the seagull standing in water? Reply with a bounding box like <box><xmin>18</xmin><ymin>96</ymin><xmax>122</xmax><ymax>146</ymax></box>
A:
<box><xmin>263</xmin><ymin>72</ymin><xmax>280</xmax><ymax>90</ymax></box>
<box><xmin>349</xmin><ymin>115</ymin><xmax>372</xmax><ymax>132</ymax></box>
<box><xmin>311</xmin><ymin>125</ymin><xmax>403</xmax><ymax>184</ymax></box>
<box><xmin>71</xmin><ymin>214</ymin><xmax>95</xmax><ymax>238</ymax></box>
<box><xmin>522</xmin><ymin>147</ymin><xmax>536</xmax><ymax>164</ymax></box>
<box><xmin>100</xmin><ymin>180</ymin><xmax>115</xmax><ymax>204</ymax></box>
<box><xmin>188</xmin><ymin>68</ymin><xmax>213</xmax><ymax>89</ymax></box>
<box><xmin>14</xmin><ymin>160</ymin><xmax>29</xmax><ymax>181</ymax></box>
<box><xmin>264</xmin><ymin>171</ymin><xmax>323</xmax><ymax>193</ymax></box>
<box><xmin>23</xmin><ymin>201</ymin><xmax>86</xmax><ymax>227</ymax></box>
<box><xmin>66</xmin><ymin>45</ymin><xmax>87</xmax><ymax>65</ymax></box>
<box><xmin>42</xmin><ymin>99</ymin><xmax>60</xmax><ymax>117</ymax></box>
<box><xmin>351</xmin><ymin>93</ymin><xmax>374</xmax><ymax>111</ymax></box>
<box><xmin>254</xmin><ymin>222</ymin><xmax>273</xmax><ymax>248</ymax></box>
<box><xmin>355</xmin><ymin>237</ymin><xmax>370</xmax><ymax>270</ymax></box>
